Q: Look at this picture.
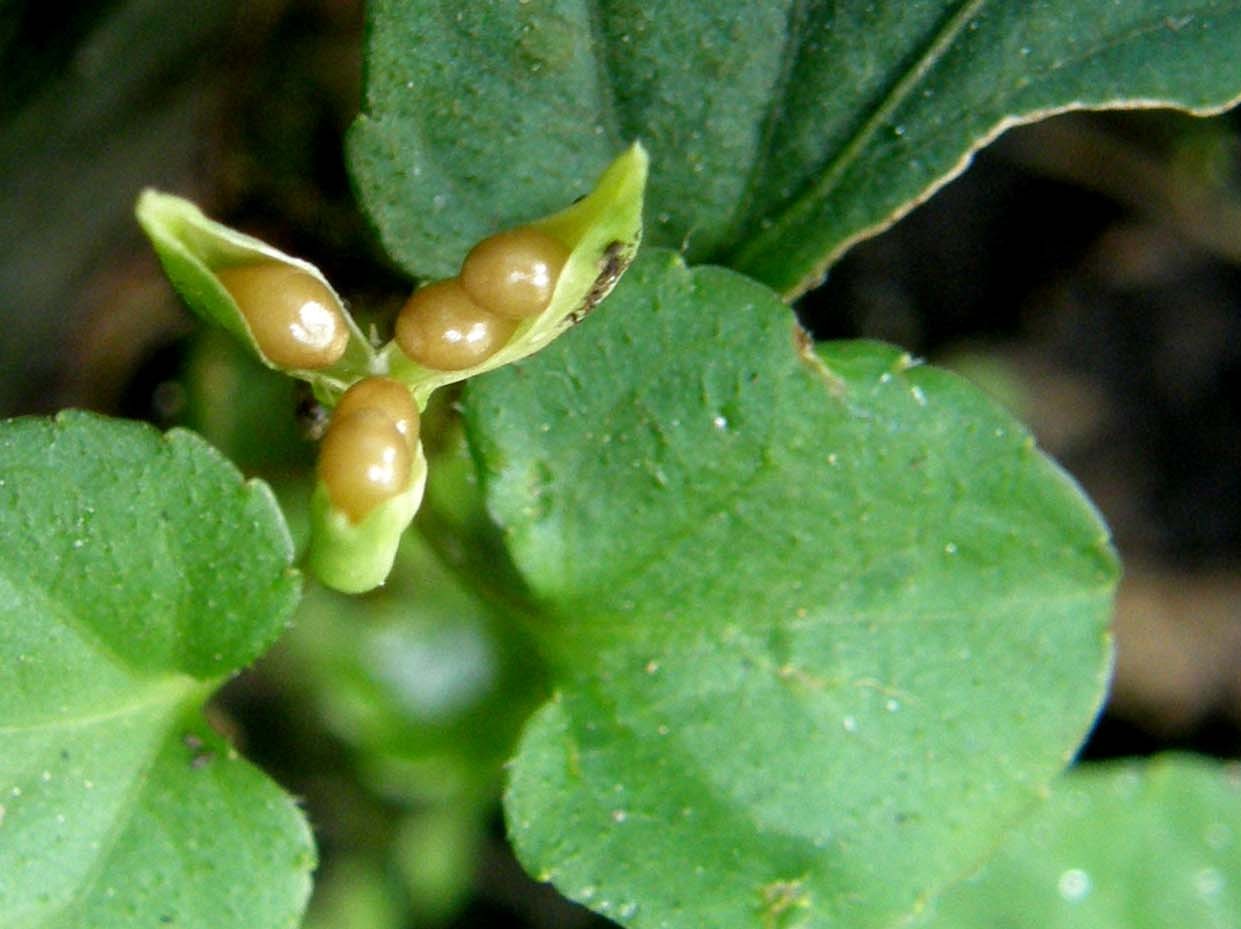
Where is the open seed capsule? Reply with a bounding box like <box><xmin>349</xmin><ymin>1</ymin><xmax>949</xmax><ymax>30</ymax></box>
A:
<box><xmin>394</xmin><ymin>279</ymin><xmax>517</xmax><ymax>371</ymax></box>
<box><xmin>459</xmin><ymin>226</ymin><xmax>570</xmax><ymax>320</ymax></box>
<box><xmin>333</xmin><ymin>377</ymin><xmax>420</xmax><ymax>444</ymax></box>
<box><xmin>318</xmin><ymin>408</ymin><xmax>412</xmax><ymax>523</ymax></box>
<box><xmin>215</xmin><ymin>263</ymin><xmax>349</xmax><ymax>369</ymax></box>
<box><xmin>217</xmin><ymin>260</ymin><xmax>349</xmax><ymax>369</ymax></box>
<box><xmin>136</xmin><ymin>191</ymin><xmax>373</xmax><ymax>383</ymax></box>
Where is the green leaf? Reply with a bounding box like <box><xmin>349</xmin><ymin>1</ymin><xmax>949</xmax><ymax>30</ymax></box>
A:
<box><xmin>464</xmin><ymin>251</ymin><xmax>1117</xmax><ymax>929</ymax></box>
<box><xmin>289</xmin><ymin>529</ymin><xmax>545</xmax><ymax>782</ymax></box>
<box><xmin>916</xmin><ymin>755</ymin><xmax>1241</xmax><ymax>929</ymax></box>
<box><xmin>349</xmin><ymin>0</ymin><xmax>1241</xmax><ymax>296</ymax></box>
<box><xmin>0</xmin><ymin>412</ymin><xmax>312</xmax><ymax>929</ymax></box>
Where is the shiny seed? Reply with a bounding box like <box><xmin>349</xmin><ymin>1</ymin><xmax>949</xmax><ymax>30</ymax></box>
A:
<box><xmin>318</xmin><ymin>409</ymin><xmax>412</xmax><ymax>522</ymax></box>
<box><xmin>215</xmin><ymin>263</ymin><xmax>348</xmax><ymax>369</ymax></box>
<box><xmin>395</xmin><ymin>279</ymin><xmax>517</xmax><ymax>370</ymax></box>
<box><xmin>459</xmin><ymin>226</ymin><xmax>569</xmax><ymax>319</ymax></box>
<box><xmin>333</xmin><ymin>377</ymin><xmax>420</xmax><ymax>444</ymax></box>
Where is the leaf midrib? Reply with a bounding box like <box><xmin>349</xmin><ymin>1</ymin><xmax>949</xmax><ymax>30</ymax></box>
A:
<box><xmin>28</xmin><ymin>683</ymin><xmax>201</xmax><ymax>929</ymax></box>
<box><xmin>727</xmin><ymin>0</ymin><xmax>989</xmax><ymax>272</ymax></box>
<box><xmin>0</xmin><ymin>674</ymin><xmax>207</xmax><ymax>736</ymax></box>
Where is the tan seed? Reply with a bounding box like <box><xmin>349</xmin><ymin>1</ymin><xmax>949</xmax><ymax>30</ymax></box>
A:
<box><xmin>215</xmin><ymin>263</ymin><xmax>348</xmax><ymax>369</ymax></box>
<box><xmin>394</xmin><ymin>279</ymin><xmax>517</xmax><ymax>371</ymax></box>
<box><xmin>318</xmin><ymin>409</ymin><xmax>412</xmax><ymax>522</ymax></box>
<box><xmin>334</xmin><ymin>377</ymin><xmax>420</xmax><ymax>445</ymax></box>
<box><xmin>460</xmin><ymin>226</ymin><xmax>569</xmax><ymax>320</ymax></box>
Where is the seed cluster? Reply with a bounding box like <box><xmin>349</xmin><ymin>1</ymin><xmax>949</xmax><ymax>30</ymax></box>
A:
<box><xmin>395</xmin><ymin>226</ymin><xmax>569</xmax><ymax>370</ymax></box>
<box><xmin>216</xmin><ymin>263</ymin><xmax>348</xmax><ymax>369</ymax></box>
<box><xmin>318</xmin><ymin>377</ymin><xmax>420</xmax><ymax>523</ymax></box>
<box><xmin>213</xmin><ymin>228</ymin><xmax>570</xmax><ymax>524</ymax></box>
<box><xmin>141</xmin><ymin>145</ymin><xmax>644</xmax><ymax>591</ymax></box>
<box><xmin>316</xmin><ymin>225</ymin><xmax>569</xmax><ymax>524</ymax></box>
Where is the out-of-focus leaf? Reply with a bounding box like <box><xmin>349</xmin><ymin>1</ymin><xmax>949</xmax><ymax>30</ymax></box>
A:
<box><xmin>916</xmin><ymin>756</ymin><xmax>1241</xmax><ymax>929</ymax></box>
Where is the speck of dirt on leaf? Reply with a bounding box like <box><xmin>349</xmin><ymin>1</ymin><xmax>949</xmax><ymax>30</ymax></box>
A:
<box><xmin>191</xmin><ymin>752</ymin><xmax>216</xmax><ymax>770</ymax></box>
<box><xmin>759</xmin><ymin>878</ymin><xmax>811</xmax><ymax>926</ymax></box>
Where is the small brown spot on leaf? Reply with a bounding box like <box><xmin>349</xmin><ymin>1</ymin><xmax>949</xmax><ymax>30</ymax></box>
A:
<box><xmin>759</xmin><ymin>877</ymin><xmax>812</xmax><ymax>929</ymax></box>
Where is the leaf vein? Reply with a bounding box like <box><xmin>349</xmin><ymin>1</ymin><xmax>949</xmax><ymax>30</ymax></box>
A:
<box><xmin>729</xmin><ymin>0</ymin><xmax>989</xmax><ymax>271</ymax></box>
<box><xmin>0</xmin><ymin>677</ymin><xmax>194</xmax><ymax>735</ymax></box>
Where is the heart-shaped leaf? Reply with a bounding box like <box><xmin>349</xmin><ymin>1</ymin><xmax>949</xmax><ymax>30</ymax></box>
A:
<box><xmin>349</xmin><ymin>0</ymin><xmax>1241</xmax><ymax>296</ymax></box>
<box><xmin>0</xmin><ymin>412</ymin><xmax>312</xmax><ymax>929</ymax></box>
<box><xmin>461</xmin><ymin>250</ymin><xmax>1118</xmax><ymax>929</ymax></box>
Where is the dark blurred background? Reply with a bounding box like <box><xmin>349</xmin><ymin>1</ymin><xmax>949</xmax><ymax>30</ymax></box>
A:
<box><xmin>2</xmin><ymin>2</ymin><xmax>1240</xmax><ymax>927</ymax></box>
